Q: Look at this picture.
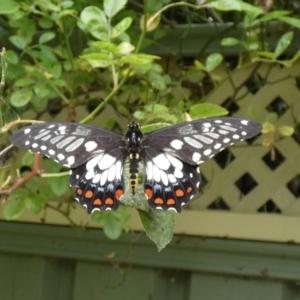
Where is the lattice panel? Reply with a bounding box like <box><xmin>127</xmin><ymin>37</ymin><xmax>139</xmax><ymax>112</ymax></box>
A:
<box><xmin>190</xmin><ymin>61</ymin><xmax>300</xmax><ymax>216</ymax></box>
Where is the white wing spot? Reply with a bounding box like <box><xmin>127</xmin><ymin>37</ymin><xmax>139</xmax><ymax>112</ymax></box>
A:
<box><xmin>153</xmin><ymin>165</ymin><xmax>161</xmax><ymax>182</ymax></box>
<box><xmin>166</xmin><ymin>154</ymin><xmax>183</xmax><ymax>170</ymax></box>
<box><xmin>193</xmin><ymin>134</ymin><xmax>213</xmax><ymax>144</ymax></box>
<box><xmin>41</xmin><ymin>135</ymin><xmax>51</xmax><ymax>141</ymax></box>
<box><xmin>204</xmin><ymin>149</ymin><xmax>212</xmax><ymax>156</ymax></box>
<box><xmin>98</xmin><ymin>154</ymin><xmax>116</xmax><ymax>170</ymax></box>
<box><xmin>219</xmin><ymin>125</ymin><xmax>237</xmax><ymax>132</ymax></box>
<box><xmin>153</xmin><ymin>153</ymin><xmax>170</xmax><ymax>170</ymax></box>
<box><xmin>192</xmin><ymin>152</ymin><xmax>201</xmax><ymax>162</ymax></box>
<box><xmin>146</xmin><ymin>161</ymin><xmax>154</xmax><ymax>180</ymax></box>
<box><xmin>241</xmin><ymin>120</ymin><xmax>249</xmax><ymax>125</ymax></box>
<box><xmin>100</xmin><ymin>169</ymin><xmax>108</xmax><ymax>185</ymax></box>
<box><xmin>85</xmin><ymin>169</ymin><xmax>95</xmax><ymax>180</ymax></box>
<box><xmin>56</xmin><ymin>136</ymin><xmax>76</xmax><ymax>149</ymax></box>
<box><xmin>214</xmin><ymin>143</ymin><xmax>222</xmax><ymax>149</ymax></box>
<box><xmin>48</xmin><ymin>125</ymin><xmax>55</xmax><ymax>128</ymax></box>
<box><xmin>86</xmin><ymin>155</ymin><xmax>103</xmax><ymax>171</ymax></box>
<box><xmin>115</xmin><ymin>161</ymin><xmax>122</xmax><ymax>180</ymax></box>
<box><xmin>223</xmin><ymin>138</ymin><xmax>230</xmax><ymax>143</ymax></box>
<box><xmin>189</xmin><ymin>173</ymin><xmax>193</xmax><ymax>178</ymax></box>
<box><xmin>108</xmin><ymin>164</ymin><xmax>116</xmax><ymax>181</ymax></box>
<box><xmin>34</xmin><ymin>130</ymin><xmax>51</xmax><ymax>140</ymax></box>
<box><xmin>174</xmin><ymin>169</ymin><xmax>183</xmax><ymax>178</ymax></box>
<box><xmin>48</xmin><ymin>149</ymin><xmax>55</xmax><ymax>155</ymax></box>
<box><xmin>76</xmin><ymin>174</ymin><xmax>79</xmax><ymax>179</ymax></box>
<box><xmin>65</xmin><ymin>138</ymin><xmax>85</xmax><ymax>152</ymax></box>
<box><xmin>160</xmin><ymin>170</ymin><xmax>168</xmax><ymax>186</ymax></box>
<box><xmin>57</xmin><ymin>153</ymin><xmax>65</xmax><ymax>161</ymax></box>
<box><xmin>170</xmin><ymin>139</ymin><xmax>183</xmax><ymax>150</ymax></box>
<box><xmin>92</xmin><ymin>173</ymin><xmax>101</xmax><ymax>184</ymax></box>
<box><xmin>168</xmin><ymin>174</ymin><xmax>177</xmax><ymax>183</ymax></box>
<box><xmin>214</xmin><ymin>120</ymin><xmax>223</xmax><ymax>123</ymax></box>
<box><xmin>233</xmin><ymin>134</ymin><xmax>240</xmax><ymax>139</ymax></box>
<box><xmin>205</xmin><ymin>132</ymin><xmax>220</xmax><ymax>139</ymax></box>
<box><xmin>218</xmin><ymin>129</ymin><xmax>229</xmax><ymax>135</ymax></box>
<box><xmin>67</xmin><ymin>156</ymin><xmax>75</xmax><ymax>166</ymax></box>
<box><xmin>25</xmin><ymin>141</ymin><xmax>30</xmax><ymax>146</ymax></box>
<box><xmin>241</xmin><ymin>131</ymin><xmax>247</xmax><ymax>136</ymax></box>
<box><xmin>41</xmin><ymin>145</ymin><xmax>47</xmax><ymax>151</ymax></box>
<box><xmin>184</xmin><ymin>137</ymin><xmax>203</xmax><ymax>148</ymax></box>
<box><xmin>32</xmin><ymin>143</ymin><xmax>38</xmax><ymax>148</ymax></box>
<box><xmin>203</xmin><ymin>122</ymin><xmax>212</xmax><ymax>127</ymax></box>
<box><xmin>84</xmin><ymin>141</ymin><xmax>97</xmax><ymax>152</ymax></box>
<box><xmin>24</xmin><ymin>128</ymin><xmax>31</xmax><ymax>134</ymax></box>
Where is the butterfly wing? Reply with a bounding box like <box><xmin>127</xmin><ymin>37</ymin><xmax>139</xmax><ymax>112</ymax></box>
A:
<box><xmin>10</xmin><ymin>122</ymin><xmax>125</xmax><ymax>168</ymax></box>
<box><xmin>11</xmin><ymin>122</ymin><xmax>128</xmax><ymax>213</ymax></box>
<box><xmin>141</xmin><ymin>117</ymin><xmax>261</xmax><ymax>212</ymax></box>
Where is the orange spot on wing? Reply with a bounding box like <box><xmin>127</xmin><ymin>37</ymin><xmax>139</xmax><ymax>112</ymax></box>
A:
<box><xmin>105</xmin><ymin>198</ymin><xmax>114</xmax><ymax>205</ymax></box>
<box><xmin>115</xmin><ymin>189</ymin><xmax>124</xmax><ymax>200</ymax></box>
<box><xmin>85</xmin><ymin>190</ymin><xmax>94</xmax><ymax>198</ymax></box>
<box><xmin>154</xmin><ymin>198</ymin><xmax>163</xmax><ymax>205</ymax></box>
<box><xmin>77</xmin><ymin>188</ymin><xmax>83</xmax><ymax>195</ymax></box>
<box><xmin>94</xmin><ymin>199</ymin><xmax>102</xmax><ymax>205</ymax></box>
<box><xmin>145</xmin><ymin>188</ymin><xmax>153</xmax><ymax>200</ymax></box>
<box><xmin>187</xmin><ymin>187</ymin><xmax>193</xmax><ymax>193</ymax></box>
<box><xmin>175</xmin><ymin>189</ymin><xmax>184</xmax><ymax>197</ymax></box>
<box><xmin>167</xmin><ymin>199</ymin><xmax>175</xmax><ymax>205</ymax></box>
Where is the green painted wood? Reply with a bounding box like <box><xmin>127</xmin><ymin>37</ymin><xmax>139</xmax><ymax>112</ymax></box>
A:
<box><xmin>0</xmin><ymin>253</ymin><xmax>74</xmax><ymax>300</ymax></box>
<box><xmin>189</xmin><ymin>273</ymin><xmax>300</xmax><ymax>300</ymax></box>
<box><xmin>0</xmin><ymin>222</ymin><xmax>300</xmax><ymax>281</ymax></box>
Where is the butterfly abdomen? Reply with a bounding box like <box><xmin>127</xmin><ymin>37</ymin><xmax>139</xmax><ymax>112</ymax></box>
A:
<box><xmin>129</xmin><ymin>152</ymin><xmax>140</xmax><ymax>195</ymax></box>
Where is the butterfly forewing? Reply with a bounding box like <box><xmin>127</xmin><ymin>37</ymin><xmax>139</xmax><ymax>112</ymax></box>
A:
<box><xmin>10</xmin><ymin>122</ymin><xmax>125</xmax><ymax>167</ymax></box>
<box><xmin>143</xmin><ymin>118</ymin><xmax>261</xmax><ymax>165</ymax></box>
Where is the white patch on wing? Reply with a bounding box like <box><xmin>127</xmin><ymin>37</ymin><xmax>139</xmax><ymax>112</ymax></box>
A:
<box><xmin>223</xmin><ymin>138</ymin><xmax>230</xmax><ymax>143</ymax></box>
<box><xmin>177</xmin><ymin>124</ymin><xmax>197</xmax><ymax>135</ymax></box>
<box><xmin>32</xmin><ymin>143</ymin><xmax>38</xmax><ymax>148</ymax></box>
<box><xmin>84</xmin><ymin>141</ymin><xmax>97</xmax><ymax>152</ymax></box>
<box><xmin>108</xmin><ymin>164</ymin><xmax>116</xmax><ymax>181</ymax></box>
<box><xmin>153</xmin><ymin>165</ymin><xmax>161</xmax><ymax>182</ymax></box>
<box><xmin>204</xmin><ymin>149</ymin><xmax>212</xmax><ymax>156</ymax></box>
<box><xmin>170</xmin><ymin>139</ymin><xmax>183</xmax><ymax>150</ymax></box>
<box><xmin>218</xmin><ymin>130</ymin><xmax>229</xmax><ymax>135</ymax></box>
<box><xmin>241</xmin><ymin>131</ymin><xmax>247</xmax><ymax>136</ymax></box>
<box><xmin>24</xmin><ymin>128</ymin><xmax>31</xmax><ymax>134</ymax></box>
<box><xmin>86</xmin><ymin>155</ymin><xmax>103</xmax><ymax>170</ymax></box>
<box><xmin>214</xmin><ymin>120</ymin><xmax>223</xmax><ymax>123</ymax></box>
<box><xmin>50</xmin><ymin>136</ymin><xmax>64</xmax><ymax>144</ymax></box>
<box><xmin>41</xmin><ymin>145</ymin><xmax>47</xmax><ymax>151</ymax></box>
<box><xmin>146</xmin><ymin>161</ymin><xmax>154</xmax><ymax>180</ymax></box>
<box><xmin>192</xmin><ymin>152</ymin><xmax>201</xmax><ymax>162</ymax></box>
<box><xmin>41</xmin><ymin>135</ymin><xmax>51</xmax><ymax>141</ymax></box>
<box><xmin>203</xmin><ymin>122</ymin><xmax>212</xmax><ymax>128</ymax></box>
<box><xmin>57</xmin><ymin>153</ymin><xmax>65</xmax><ymax>160</ymax></box>
<box><xmin>56</xmin><ymin>136</ymin><xmax>76</xmax><ymax>149</ymax></box>
<box><xmin>214</xmin><ymin>143</ymin><xmax>222</xmax><ymax>149</ymax></box>
<box><xmin>92</xmin><ymin>173</ymin><xmax>101</xmax><ymax>184</ymax></box>
<box><xmin>233</xmin><ymin>134</ymin><xmax>240</xmax><ymax>139</ymax></box>
<box><xmin>115</xmin><ymin>160</ymin><xmax>122</xmax><ymax>180</ymax></box>
<box><xmin>48</xmin><ymin>149</ymin><xmax>55</xmax><ymax>155</ymax></box>
<box><xmin>193</xmin><ymin>134</ymin><xmax>213</xmax><ymax>144</ymax></box>
<box><xmin>204</xmin><ymin>132</ymin><xmax>220</xmax><ymax>139</ymax></box>
<box><xmin>152</xmin><ymin>153</ymin><xmax>170</xmax><ymax>170</ymax></box>
<box><xmin>25</xmin><ymin>141</ymin><xmax>30</xmax><ymax>146</ymax></box>
<box><xmin>241</xmin><ymin>120</ymin><xmax>249</xmax><ymax>125</ymax></box>
<box><xmin>168</xmin><ymin>174</ymin><xmax>177</xmax><ymax>183</ymax></box>
<box><xmin>65</xmin><ymin>138</ymin><xmax>85</xmax><ymax>152</ymax></box>
<box><xmin>100</xmin><ymin>169</ymin><xmax>108</xmax><ymax>185</ymax></box>
<box><xmin>34</xmin><ymin>130</ymin><xmax>51</xmax><ymax>140</ymax></box>
<box><xmin>67</xmin><ymin>155</ymin><xmax>75</xmax><ymax>165</ymax></box>
<box><xmin>174</xmin><ymin>169</ymin><xmax>183</xmax><ymax>178</ymax></box>
<box><xmin>219</xmin><ymin>125</ymin><xmax>237</xmax><ymax>132</ymax></box>
<box><xmin>166</xmin><ymin>154</ymin><xmax>183</xmax><ymax>170</ymax></box>
<box><xmin>85</xmin><ymin>169</ymin><xmax>95</xmax><ymax>180</ymax></box>
<box><xmin>160</xmin><ymin>170</ymin><xmax>168</xmax><ymax>186</ymax></box>
<box><xmin>184</xmin><ymin>137</ymin><xmax>202</xmax><ymax>148</ymax></box>
<box><xmin>98</xmin><ymin>154</ymin><xmax>116</xmax><ymax>170</ymax></box>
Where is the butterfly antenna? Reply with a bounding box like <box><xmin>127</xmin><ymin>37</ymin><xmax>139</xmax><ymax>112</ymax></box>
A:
<box><xmin>100</xmin><ymin>98</ymin><xmax>129</xmax><ymax>123</ymax></box>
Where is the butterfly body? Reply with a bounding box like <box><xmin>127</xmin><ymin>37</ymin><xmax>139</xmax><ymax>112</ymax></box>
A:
<box><xmin>10</xmin><ymin>117</ymin><xmax>261</xmax><ymax>213</ymax></box>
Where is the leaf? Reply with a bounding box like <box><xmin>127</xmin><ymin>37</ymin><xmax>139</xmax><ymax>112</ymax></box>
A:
<box><xmin>111</xmin><ymin>17</ymin><xmax>132</xmax><ymax>38</ymax></box>
<box><xmin>80</xmin><ymin>6</ymin><xmax>107</xmax><ymax>25</ymax></box>
<box><xmin>22</xmin><ymin>152</ymin><xmax>35</xmax><ymax>166</ymax></box>
<box><xmin>210</xmin><ymin>0</ymin><xmax>263</xmax><ymax>15</ymax></box>
<box><xmin>120</xmin><ymin>53</ymin><xmax>160</xmax><ymax>64</ymax></box>
<box><xmin>205</xmin><ymin>53</ymin><xmax>223</xmax><ymax>72</ymax></box>
<box><xmin>118</xmin><ymin>41</ymin><xmax>135</xmax><ymax>54</ymax></box>
<box><xmin>221</xmin><ymin>37</ymin><xmax>240</xmax><ymax>46</ymax></box>
<box><xmin>92</xmin><ymin>41</ymin><xmax>120</xmax><ymax>54</ymax></box>
<box><xmin>190</xmin><ymin>103</ymin><xmax>228</xmax><ymax>119</ymax></box>
<box><xmin>140</xmin><ymin>13</ymin><xmax>161</xmax><ymax>32</ymax></box>
<box><xmin>24</xmin><ymin>193</ymin><xmax>44</xmax><ymax>214</ymax></box>
<box><xmin>274</xmin><ymin>32</ymin><xmax>293</xmax><ymax>58</ymax></box>
<box><xmin>278</xmin><ymin>126</ymin><xmax>294</xmax><ymax>137</ymax></box>
<box><xmin>259</xmin><ymin>10</ymin><xmax>291</xmax><ymax>22</ymax></box>
<box><xmin>145</xmin><ymin>103</ymin><xmax>169</xmax><ymax>113</ymax></box>
<box><xmin>141</xmin><ymin>123</ymin><xmax>171</xmax><ymax>133</ymax></box>
<box><xmin>278</xmin><ymin>16</ymin><xmax>300</xmax><ymax>29</ymax></box>
<box><xmin>0</xmin><ymin>0</ymin><xmax>19</xmax><ymax>14</ymax></box>
<box><xmin>4</xmin><ymin>199</ymin><xmax>26</xmax><ymax>220</ymax></box>
<box><xmin>39</xmin><ymin>32</ymin><xmax>56</xmax><ymax>44</ymax></box>
<box><xmin>103</xmin><ymin>214</ymin><xmax>122</xmax><ymax>240</ymax></box>
<box><xmin>9</xmin><ymin>35</ymin><xmax>28</xmax><ymax>50</ymax></box>
<box><xmin>82</xmin><ymin>53</ymin><xmax>112</xmax><ymax>68</ymax></box>
<box><xmin>48</xmin><ymin>176</ymin><xmax>69</xmax><ymax>196</ymax></box>
<box><xmin>10</xmin><ymin>88</ymin><xmax>33</xmax><ymax>107</ymax></box>
<box><xmin>139</xmin><ymin>210</ymin><xmax>174</xmax><ymax>251</ymax></box>
<box><xmin>4</xmin><ymin>50</ymin><xmax>19</xmax><ymax>64</ymax></box>
<box><xmin>104</xmin><ymin>0</ymin><xmax>126</xmax><ymax>18</ymax></box>
<box><xmin>262</xmin><ymin>122</ymin><xmax>275</xmax><ymax>134</ymax></box>
<box><xmin>257</xmin><ymin>51</ymin><xmax>276</xmax><ymax>59</ymax></box>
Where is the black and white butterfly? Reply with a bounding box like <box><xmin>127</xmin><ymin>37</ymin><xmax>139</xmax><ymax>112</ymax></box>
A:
<box><xmin>10</xmin><ymin>117</ymin><xmax>261</xmax><ymax>213</ymax></box>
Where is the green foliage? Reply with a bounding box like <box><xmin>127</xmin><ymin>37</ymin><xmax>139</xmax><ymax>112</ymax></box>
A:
<box><xmin>0</xmin><ymin>0</ymin><xmax>298</xmax><ymax>249</ymax></box>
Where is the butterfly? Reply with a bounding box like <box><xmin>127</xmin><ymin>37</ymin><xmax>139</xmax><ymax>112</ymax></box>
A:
<box><xmin>10</xmin><ymin>117</ymin><xmax>261</xmax><ymax>213</ymax></box>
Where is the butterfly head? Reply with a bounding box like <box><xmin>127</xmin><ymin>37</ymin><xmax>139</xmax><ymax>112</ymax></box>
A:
<box><xmin>125</xmin><ymin>122</ymin><xmax>143</xmax><ymax>151</ymax></box>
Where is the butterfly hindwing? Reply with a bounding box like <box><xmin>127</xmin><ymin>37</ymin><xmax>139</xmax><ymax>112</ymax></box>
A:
<box><xmin>143</xmin><ymin>117</ymin><xmax>261</xmax><ymax>165</ymax></box>
<box><xmin>10</xmin><ymin>122</ymin><xmax>125</xmax><ymax>168</ymax></box>
<box><xmin>142</xmin><ymin>148</ymin><xmax>201</xmax><ymax>212</ymax></box>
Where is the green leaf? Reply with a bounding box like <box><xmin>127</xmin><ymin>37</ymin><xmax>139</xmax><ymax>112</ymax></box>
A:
<box><xmin>15</xmin><ymin>78</ymin><xmax>35</xmax><ymax>87</ymax></box>
<box><xmin>274</xmin><ymin>32</ymin><xmax>293</xmax><ymax>58</ymax></box>
<box><xmin>257</xmin><ymin>51</ymin><xmax>276</xmax><ymax>59</ymax></box>
<box><xmin>190</xmin><ymin>103</ymin><xmax>228</xmax><ymax>119</ymax></box>
<box><xmin>92</xmin><ymin>41</ymin><xmax>120</xmax><ymax>54</ymax></box>
<box><xmin>24</xmin><ymin>193</ymin><xmax>44</xmax><ymax>214</ymax></box>
<box><xmin>82</xmin><ymin>53</ymin><xmax>112</xmax><ymax>68</ymax></box>
<box><xmin>10</xmin><ymin>187</ymin><xmax>30</xmax><ymax>201</ymax></box>
<box><xmin>121</xmin><ymin>53</ymin><xmax>159</xmax><ymax>64</ymax></box>
<box><xmin>48</xmin><ymin>176</ymin><xmax>69</xmax><ymax>196</ymax></box>
<box><xmin>139</xmin><ymin>210</ymin><xmax>174</xmax><ymax>251</ymax></box>
<box><xmin>80</xmin><ymin>6</ymin><xmax>107</xmax><ymax>26</ymax></box>
<box><xmin>39</xmin><ymin>32</ymin><xmax>56</xmax><ymax>44</ymax></box>
<box><xmin>205</xmin><ymin>53</ymin><xmax>223</xmax><ymax>72</ymax></box>
<box><xmin>38</xmin><ymin>17</ymin><xmax>54</xmax><ymax>29</ymax></box>
<box><xmin>103</xmin><ymin>214</ymin><xmax>122</xmax><ymax>240</ymax></box>
<box><xmin>9</xmin><ymin>35</ymin><xmax>28</xmax><ymax>50</ymax></box>
<box><xmin>145</xmin><ymin>103</ymin><xmax>168</xmax><ymax>113</ymax></box>
<box><xmin>278</xmin><ymin>16</ymin><xmax>300</xmax><ymax>29</ymax></box>
<box><xmin>210</xmin><ymin>0</ymin><xmax>263</xmax><ymax>15</ymax></box>
<box><xmin>118</xmin><ymin>41</ymin><xmax>135</xmax><ymax>54</ymax></box>
<box><xmin>22</xmin><ymin>152</ymin><xmax>35</xmax><ymax>166</ymax></box>
<box><xmin>0</xmin><ymin>0</ymin><xmax>19</xmax><ymax>14</ymax></box>
<box><xmin>141</xmin><ymin>122</ymin><xmax>170</xmax><ymax>133</ymax></box>
<box><xmin>4</xmin><ymin>50</ymin><xmax>19</xmax><ymax>64</ymax></box>
<box><xmin>278</xmin><ymin>126</ymin><xmax>294</xmax><ymax>137</ymax></box>
<box><xmin>4</xmin><ymin>199</ymin><xmax>26</xmax><ymax>220</ymax></box>
<box><xmin>111</xmin><ymin>17</ymin><xmax>132</xmax><ymax>38</ymax></box>
<box><xmin>259</xmin><ymin>10</ymin><xmax>291</xmax><ymax>22</ymax></box>
<box><xmin>104</xmin><ymin>0</ymin><xmax>126</xmax><ymax>18</ymax></box>
<box><xmin>10</xmin><ymin>88</ymin><xmax>33</xmax><ymax>107</ymax></box>
<box><xmin>221</xmin><ymin>37</ymin><xmax>240</xmax><ymax>46</ymax></box>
